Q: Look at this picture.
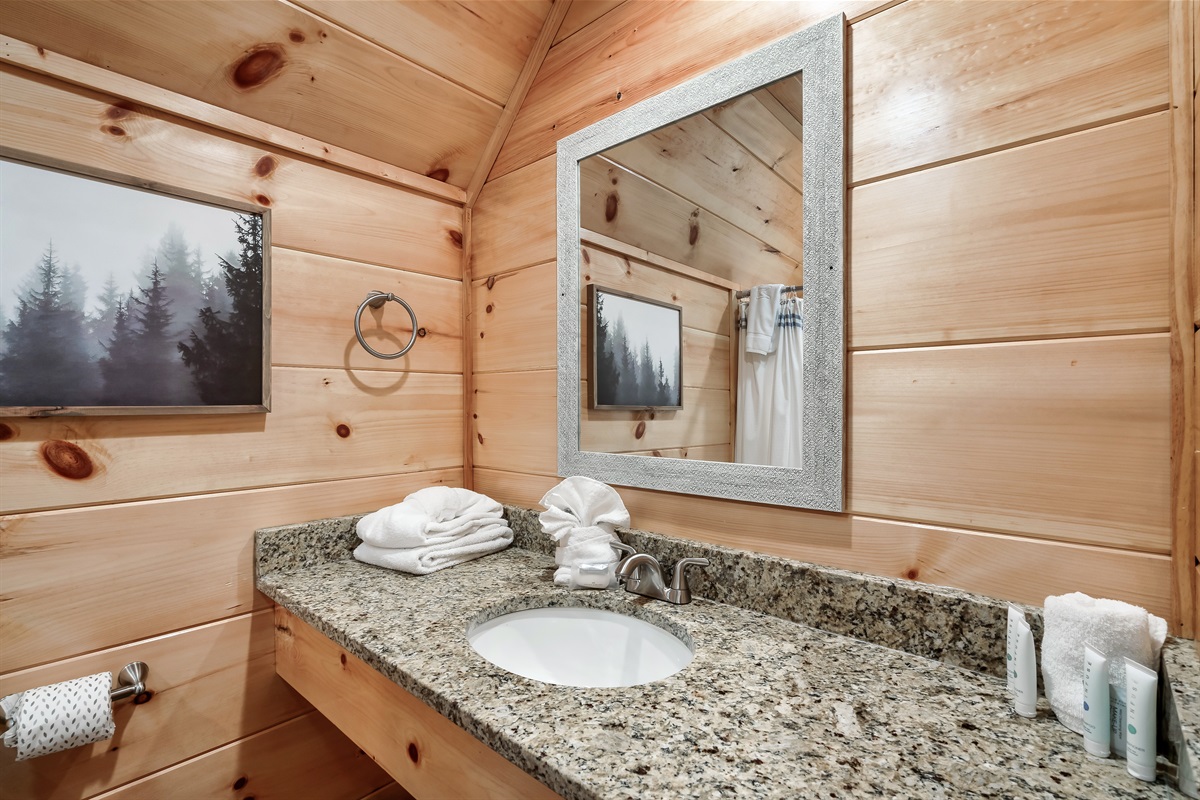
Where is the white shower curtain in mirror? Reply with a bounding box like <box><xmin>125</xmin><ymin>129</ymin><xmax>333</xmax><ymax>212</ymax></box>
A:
<box><xmin>735</xmin><ymin>296</ymin><xmax>803</xmax><ymax>468</ymax></box>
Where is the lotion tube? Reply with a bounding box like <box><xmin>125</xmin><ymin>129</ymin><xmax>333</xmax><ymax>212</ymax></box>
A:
<box><xmin>1124</xmin><ymin>657</ymin><xmax>1158</xmax><ymax>782</ymax></box>
<box><xmin>1082</xmin><ymin>644</ymin><xmax>1110</xmax><ymax>757</ymax></box>
<box><xmin>1006</xmin><ymin>604</ymin><xmax>1021</xmax><ymax>694</ymax></box>
<box><xmin>1013</xmin><ymin>616</ymin><xmax>1037</xmax><ymax>718</ymax></box>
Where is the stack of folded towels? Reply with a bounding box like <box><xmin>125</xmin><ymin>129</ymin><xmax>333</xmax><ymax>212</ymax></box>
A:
<box><xmin>353</xmin><ymin>487</ymin><xmax>513</xmax><ymax>575</ymax></box>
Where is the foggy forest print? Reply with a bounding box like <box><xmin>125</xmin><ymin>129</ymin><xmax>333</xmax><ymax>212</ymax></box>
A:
<box><xmin>591</xmin><ymin>287</ymin><xmax>681</xmax><ymax>409</ymax></box>
<box><xmin>0</xmin><ymin>160</ymin><xmax>264</xmax><ymax>409</ymax></box>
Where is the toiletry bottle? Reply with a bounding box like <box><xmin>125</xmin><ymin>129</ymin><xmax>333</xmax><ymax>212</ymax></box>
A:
<box><xmin>1013</xmin><ymin>614</ymin><xmax>1037</xmax><ymax>718</ymax></box>
<box><xmin>1006</xmin><ymin>604</ymin><xmax>1021</xmax><ymax>694</ymax></box>
<box><xmin>1124</xmin><ymin>657</ymin><xmax>1158</xmax><ymax>782</ymax></box>
<box><xmin>1082</xmin><ymin>644</ymin><xmax>1110</xmax><ymax>757</ymax></box>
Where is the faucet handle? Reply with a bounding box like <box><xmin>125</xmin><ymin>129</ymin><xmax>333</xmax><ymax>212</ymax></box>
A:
<box><xmin>669</xmin><ymin>557</ymin><xmax>709</xmax><ymax>603</ymax></box>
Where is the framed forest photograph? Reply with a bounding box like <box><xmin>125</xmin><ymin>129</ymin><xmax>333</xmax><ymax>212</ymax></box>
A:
<box><xmin>0</xmin><ymin>154</ymin><xmax>270</xmax><ymax>416</ymax></box>
<box><xmin>588</xmin><ymin>284</ymin><xmax>682</xmax><ymax>411</ymax></box>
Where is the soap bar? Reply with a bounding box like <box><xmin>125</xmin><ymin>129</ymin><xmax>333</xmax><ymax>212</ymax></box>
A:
<box><xmin>569</xmin><ymin>562</ymin><xmax>614</xmax><ymax>590</ymax></box>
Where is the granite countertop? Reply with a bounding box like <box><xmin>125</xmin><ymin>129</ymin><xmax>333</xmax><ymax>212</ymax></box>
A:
<box><xmin>256</xmin><ymin>514</ymin><xmax>1182</xmax><ymax>800</ymax></box>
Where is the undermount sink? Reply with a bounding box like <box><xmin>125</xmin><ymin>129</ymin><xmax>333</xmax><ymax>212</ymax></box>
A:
<box><xmin>467</xmin><ymin>605</ymin><xmax>694</xmax><ymax>688</ymax></box>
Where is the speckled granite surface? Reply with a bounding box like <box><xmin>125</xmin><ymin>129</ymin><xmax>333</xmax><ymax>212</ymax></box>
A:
<box><xmin>505</xmin><ymin>505</ymin><xmax>1033</xmax><ymax>678</ymax></box>
<box><xmin>1165</xmin><ymin>641</ymin><xmax>1200</xmax><ymax>797</ymax></box>
<box><xmin>256</xmin><ymin>517</ymin><xmax>1179</xmax><ymax>800</ymax></box>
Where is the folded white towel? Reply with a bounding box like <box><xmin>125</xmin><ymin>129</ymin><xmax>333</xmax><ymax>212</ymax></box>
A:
<box><xmin>353</xmin><ymin>522</ymin><xmax>513</xmax><ymax>575</ymax></box>
<box><xmin>540</xmin><ymin>476</ymin><xmax>630</xmax><ymax>586</ymax></box>
<box><xmin>744</xmin><ymin>283</ymin><xmax>784</xmax><ymax>355</ymax></box>
<box><xmin>1040</xmin><ymin>592</ymin><xmax>1167</xmax><ymax>735</ymax></box>
<box><xmin>356</xmin><ymin>486</ymin><xmax>503</xmax><ymax>549</ymax></box>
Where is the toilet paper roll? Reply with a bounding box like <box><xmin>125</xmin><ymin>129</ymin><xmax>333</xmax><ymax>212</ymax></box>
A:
<box><xmin>2</xmin><ymin>672</ymin><xmax>116</xmax><ymax>761</ymax></box>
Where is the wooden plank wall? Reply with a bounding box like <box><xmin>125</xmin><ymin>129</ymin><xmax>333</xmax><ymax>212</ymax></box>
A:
<box><xmin>0</xmin><ymin>3</ymin><xmax>487</xmax><ymax>793</ymax></box>
<box><xmin>473</xmin><ymin>0</ymin><xmax>1184</xmax><ymax>625</ymax></box>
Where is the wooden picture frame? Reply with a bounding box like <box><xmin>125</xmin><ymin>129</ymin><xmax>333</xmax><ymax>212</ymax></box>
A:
<box><xmin>588</xmin><ymin>284</ymin><xmax>682</xmax><ymax>410</ymax></box>
<box><xmin>0</xmin><ymin>151</ymin><xmax>271</xmax><ymax>416</ymax></box>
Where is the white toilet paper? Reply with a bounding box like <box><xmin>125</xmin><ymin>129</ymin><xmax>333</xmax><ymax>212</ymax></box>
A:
<box><xmin>2</xmin><ymin>672</ymin><xmax>116</xmax><ymax>761</ymax></box>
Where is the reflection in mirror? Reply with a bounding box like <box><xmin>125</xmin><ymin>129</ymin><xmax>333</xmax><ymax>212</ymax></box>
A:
<box><xmin>557</xmin><ymin>13</ymin><xmax>844</xmax><ymax>511</ymax></box>
<box><xmin>580</xmin><ymin>74</ymin><xmax>804</xmax><ymax>467</ymax></box>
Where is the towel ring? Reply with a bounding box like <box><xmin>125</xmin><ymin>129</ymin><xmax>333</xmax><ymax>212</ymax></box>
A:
<box><xmin>354</xmin><ymin>291</ymin><xmax>418</xmax><ymax>360</ymax></box>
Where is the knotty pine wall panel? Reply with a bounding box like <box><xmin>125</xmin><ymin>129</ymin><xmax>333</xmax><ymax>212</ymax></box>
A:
<box><xmin>0</xmin><ymin>0</ymin><xmax>502</xmax><ymax>187</ymax></box>
<box><xmin>472</xmin><ymin>0</ymin><xmax>1178</xmax><ymax>621</ymax></box>
<box><xmin>296</xmin><ymin>0</ymin><xmax>552</xmax><ymax>107</ymax></box>
<box><xmin>1</xmin><ymin>470</ymin><xmax>462</xmax><ymax>674</ymax></box>
<box><xmin>0</xmin><ymin>611</ymin><xmax>314</xmax><ymax>800</ymax></box>
<box><xmin>0</xmin><ymin>52</ymin><xmax>464</xmax><ymax>799</ymax></box>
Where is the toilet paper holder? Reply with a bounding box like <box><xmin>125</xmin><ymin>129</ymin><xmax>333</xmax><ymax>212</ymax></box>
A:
<box><xmin>0</xmin><ymin>661</ymin><xmax>149</xmax><ymax>727</ymax></box>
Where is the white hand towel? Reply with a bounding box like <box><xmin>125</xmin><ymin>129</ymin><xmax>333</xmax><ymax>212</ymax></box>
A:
<box><xmin>540</xmin><ymin>476</ymin><xmax>630</xmax><ymax>586</ymax></box>
<box><xmin>744</xmin><ymin>283</ymin><xmax>784</xmax><ymax>355</ymax></box>
<box><xmin>1040</xmin><ymin>592</ymin><xmax>1167</xmax><ymax>735</ymax></box>
<box><xmin>353</xmin><ymin>522</ymin><xmax>513</xmax><ymax>575</ymax></box>
<box><xmin>356</xmin><ymin>487</ymin><xmax>503</xmax><ymax>549</ymax></box>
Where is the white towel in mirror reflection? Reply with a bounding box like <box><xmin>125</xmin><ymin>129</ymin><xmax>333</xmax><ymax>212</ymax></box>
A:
<box><xmin>735</xmin><ymin>293</ymin><xmax>803</xmax><ymax>468</ymax></box>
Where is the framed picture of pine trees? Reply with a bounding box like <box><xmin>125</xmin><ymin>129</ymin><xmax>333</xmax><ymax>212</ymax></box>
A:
<box><xmin>587</xmin><ymin>284</ymin><xmax>682</xmax><ymax>411</ymax></box>
<box><xmin>0</xmin><ymin>154</ymin><xmax>270</xmax><ymax>416</ymax></box>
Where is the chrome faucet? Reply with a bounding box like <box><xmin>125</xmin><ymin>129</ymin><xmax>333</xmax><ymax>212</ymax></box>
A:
<box><xmin>615</xmin><ymin>552</ymin><xmax>709</xmax><ymax>604</ymax></box>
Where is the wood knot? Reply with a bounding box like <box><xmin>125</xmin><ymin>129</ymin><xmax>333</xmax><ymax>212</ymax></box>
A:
<box><xmin>36</xmin><ymin>46</ymin><xmax>45</xmax><ymax>57</ymax></box>
<box><xmin>476</xmin><ymin>432</ymin><xmax>484</xmax><ymax>444</ymax></box>
<box><xmin>407</xmin><ymin>742</ymin><xmax>419</xmax><ymax>764</ymax></box>
<box><xmin>288</xmin><ymin>29</ymin><xmax>306</xmax><ymax>43</ymax></box>
<box><xmin>230</xmin><ymin>44</ymin><xmax>287</xmax><ymax>90</ymax></box>
<box><xmin>339</xmin><ymin>653</ymin><xmax>347</xmax><ymax>666</ymax></box>
<box><xmin>426</xmin><ymin>167</ymin><xmax>450</xmax><ymax>183</ymax></box>
<box><xmin>485</xmin><ymin>304</ymin><xmax>493</xmax><ymax>313</ymax></box>
<box><xmin>605</xmin><ymin>192</ymin><xmax>619</xmax><ymax>222</ymax></box>
<box><xmin>105</xmin><ymin>103</ymin><xmax>134</xmax><ymax>120</ymax></box>
<box><xmin>101</xmin><ymin>125</ymin><xmax>127</xmax><ymax>138</ymax></box>
<box><xmin>689</xmin><ymin>218</ymin><xmax>700</xmax><ymax>246</ymax></box>
<box><xmin>254</xmin><ymin>193</ymin><xmax>272</xmax><ymax>207</ymax></box>
<box><xmin>254</xmin><ymin>155</ymin><xmax>277</xmax><ymax>177</ymax></box>
<box><xmin>40</xmin><ymin>440</ymin><xmax>94</xmax><ymax>479</ymax></box>
<box><xmin>582</xmin><ymin>250</ymin><xmax>590</xmax><ymax>264</ymax></box>
<box><xmin>485</xmin><ymin>275</ymin><xmax>496</xmax><ymax>290</ymax></box>
<box><xmin>478</xmin><ymin>331</ymin><xmax>485</xmax><ymax>338</ymax></box>
<box><xmin>335</xmin><ymin>424</ymin><xmax>351</xmax><ymax>438</ymax></box>
<box><xmin>634</xmin><ymin>421</ymin><xmax>646</xmax><ymax>439</ymax></box>
<box><xmin>905</xmin><ymin>568</ymin><xmax>919</xmax><ymax>580</ymax></box>
<box><xmin>448</xmin><ymin>229</ymin><xmax>463</xmax><ymax>248</ymax></box>
<box><xmin>0</xmin><ymin>423</ymin><xmax>14</xmax><ymax>440</ymax></box>
<box><xmin>416</xmin><ymin>327</ymin><xmax>427</xmax><ymax>337</ymax></box>
<box><xmin>233</xmin><ymin>777</ymin><xmax>248</xmax><ymax>791</ymax></box>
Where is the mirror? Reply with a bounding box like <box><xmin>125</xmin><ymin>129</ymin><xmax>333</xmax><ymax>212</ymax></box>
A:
<box><xmin>557</xmin><ymin>14</ymin><xmax>844</xmax><ymax>511</ymax></box>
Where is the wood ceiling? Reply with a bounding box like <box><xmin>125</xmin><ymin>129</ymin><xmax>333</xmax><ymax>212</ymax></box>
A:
<box><xmin>0</xmin><ymin>0</ymin><xmax>622</xmax><ymax>203</ymax></box>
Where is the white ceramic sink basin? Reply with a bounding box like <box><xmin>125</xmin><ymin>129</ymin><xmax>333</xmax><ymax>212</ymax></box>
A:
<box><xmin>467</xmin><ymin>605</ymin><xmax>693</xmax><ymax>688</ymax></box>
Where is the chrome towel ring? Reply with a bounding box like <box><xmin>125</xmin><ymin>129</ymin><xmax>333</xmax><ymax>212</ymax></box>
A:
<box><xmin>354</xmin><ymin>291</ymin><xmax>418</xmax><ymax>360</ymax></box>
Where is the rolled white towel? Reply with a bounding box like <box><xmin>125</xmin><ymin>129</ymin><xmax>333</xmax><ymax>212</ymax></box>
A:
<box><xmin>1041</xmin><ymin>592</ymin><xmax>1167</xmax><ymax>736</ymax></box>
<box><xmin>357</xmin><ymin>487</ymin><xmax>503</xmax><ymax>549</ymax></box>
<box><xmin>353</xmin><ymin>522</ymin><xmax>513</xmax><ymax>576</ymax></box>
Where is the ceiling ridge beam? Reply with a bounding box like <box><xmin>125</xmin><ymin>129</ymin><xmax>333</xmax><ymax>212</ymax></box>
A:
<box><xmin>465</xmin><ymin>0</ymin><xmax>573</xmax><ymax>209</ymax></box>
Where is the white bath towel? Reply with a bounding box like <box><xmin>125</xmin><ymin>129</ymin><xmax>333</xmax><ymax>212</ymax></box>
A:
<box><xmin>744</xmin><ymin>284</ymin><xmax>784</xmax><ymax>355</ymax></box>
<box><xmin>353</xmin><ymin>522</ymin><xmax>513</xmax><ymax>575</ymax></box>
<box><xmin>540</xmin><ymin>476</ymin><xmax>630</xmax><ymax>586</ymax></box>
<box><xmin>356</xmin><ymin>486</ymin><xmax>503</xmax><ymax>549</ymax></box>
<box><xmin>1040</xmin><ymin>592</ymin><xmax>1167</xmax><ymax>735</ymax></box>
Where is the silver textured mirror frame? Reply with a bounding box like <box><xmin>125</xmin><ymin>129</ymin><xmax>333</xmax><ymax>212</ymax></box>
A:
<box><xmin>556</xmin><ymin>13</ymin><xmax>845</xmax><ymax>511</ymax></box>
